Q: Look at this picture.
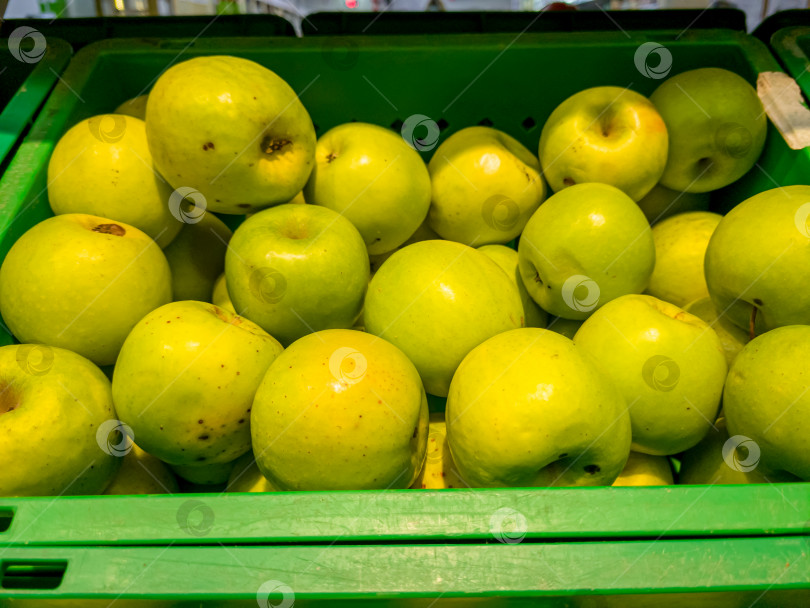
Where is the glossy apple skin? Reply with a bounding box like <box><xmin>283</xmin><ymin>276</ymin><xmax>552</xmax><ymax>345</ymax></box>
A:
<box><xmin>364</xmin><ymin>240</ymin><xmax>524</xmax><ymax>397</ymax></box>
<box><xmin>538</xmin><ymin>86</ymin><xmax>668</xmax><ymax>201</ymax></box>
<box><xmin>478</xmin><ymin>244</ymin><xmax>548</xmax><ymax>328</ymax></box>
<box><xmin>518</xmin><ymin>183</ymin><xmax>655</xmax><ymax>320</ymax></box>
<box><xmin>0</xmin><ymin>345</ymin><xmax>120</xmax><ymax>496</ymax></box>
<box><xmin>48</xmin><ymin>115</ymin><xmax>182</xmax><ymax>247</ymax></box>
<box><xmin>146</xmin><ymin>56</ymin><xmax>316</xmax><ymax>214</ymax></box>
<box><xmin>0</xmin><ymin>214</ymin><xmax>172</xmax><ymax>366</ymax></box>
<box><xmin>251</xmin><ymin>329</ymin><xmax>429</xmax><ymax>491</ymax></box>
<box><xmin>446</xmin><ymin>328</ymin><xmax>631</xmax><ymax>488</ymax></box>
<box><xmin>651</xmin><ymin>68</ymin><xmax>766</xmax><ymax>193</ymax></box>
<box><xmin>225</xmin><ymin>203</ymin><xmax>370</xmax><ymax>346</ymax></box>
<box><xmin>724</xmin><ymin>325</ymin><xmax>810</xmax><ymax>481</ymax></box>
<box><xmin>679</xmin><ymin>417</ymin><xmax>800</xmax><ymax>485</ymax></box>
<box><xmin>305</xmin><ymin>122</ymin><xmax>431</xmax><ymax>255</ymax></box>
<box><xmin>647</xmin><ymin>211</ymin><xmax>722</xmax><ymax>307</ymax></box>
<box><xmin>574</xmin><ymin>294</ymin><xmax>727</xmax><ymax>456</ymax></box>
<box><xmin>428</xmin><ymin>126</ymin><xmax>545</xmax><ymax>246</ymax></box>
<box><xmin>164</xmin><ymin>211</ymin><xmax>232</xmax><ymax>302</ymax></box>
<box><xmin>112</xmin><ymin>301</ymin><xmax>283</xmax><ymax>466</ymax></box>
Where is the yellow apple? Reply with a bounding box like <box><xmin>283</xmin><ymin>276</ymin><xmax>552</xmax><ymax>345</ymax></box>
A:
<box><xmin>679</xmin><ymin>417</ymin><xmax>800</xmax><ymax>484</ymax></box>
<box><xmin>411</xmin><ymin>413</ymin><xmax>468</xmax><ymax>489</ymax></box>
<box><xmin>104</xmin><ymin>444</ymin><xmax>179</xmax><ymax>495</ymax></box>
<box><xmin>428</xmin><ymin>126</ymin><xmax>545</xmax><ymax>246</ymax></box>
<box><xmin>251</xmin><ymin>329</ymin><xmax>429</xmax><ymax>490</ymax></box>
<box><xmin>304</xmin><ymin>122</ymin><xmax>431</xmax><ymax>255</ymax></box>
<box><xmin>226</xmin><ymin>452</ymin><xmax>277</xmax><ymax>492</ymax></box>
<box><xmin>683</xmin><ymin>297</ymin><xmax>749</xmax><ymax>366</ymax></box>
<box><xmin>646</xmin><ymin>211</ymin><xmax>722</xmax><ymax>307</ymax></box>
<box><xmin>114</xmin><ymin>95</ymin><xmax>148</xmax><ymax>120</ymax></box>
<box><xmin>538</xmin><ymin>86</ymin><xmax>668</xmax><ymax>201</ymax></box>
<box><xmin>47</xmin><ymin>115</ymin><xmax>182</xmax><ymax>247</ymax></box>
<box><xmin>146</xmin><ymin>56</ymin><xmax>316</xmax><ymax>214</ymax></box>
<box><xmin>612</xmin><ymin>451</ymin><xmax>673</xmax><ymax>486</ymax></box>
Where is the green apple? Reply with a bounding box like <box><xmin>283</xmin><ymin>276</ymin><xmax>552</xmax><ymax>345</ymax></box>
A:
<box><xmin>684</xmin><ymin>297</ymin><xmax>749</xmax><ymax>366</ymax></box>
<box><xmin>163</xmin><ymin>210</ymin><xmax>232</xmax><ymax>301</ymax></box>
<box><xmin>428</xmin><ymin>126</ymin><xmax>545</xmax><ymax>246</ymax></box>
<box><xmin>636</xmin><ymin>183</ymin><xmax>710</xmax><ymax>225</ymax></box>
<box><xmin>517</xmin><ymin>183</ymin><xmax>655</xmax><ymax>320</ymax></box>
<box><xmin>212</xmin><ymin>272</ymin><xmax>236</xmax><ymax>313</ymax></box>
<box><xmin>647</xmin><ymin>211</ymin><xmax>722</xmax><ymax>307</ymax></box>
<box><xmin>478</xmin><ymin>244</ymin><xmax>548</xmax><ymax>328</ymax></box>
<box><xmin>705</xmin><ymin>186</ymin><xmax>810</xmax><ymax>334</ymax></box>
<box><xmin>364</xmin><ymin>240</ymin><xmax>523</xmax><ymax>397</ymax></box>
<box><xmin>612</xmin><ymin>451</ymin><xmax>673</xmax><ymax>486</ymax></box>
<box><xmin>226</xmin><ymin>452</ymin><xmax>277</xmax><ymax>492</ymax></box>
<box><xmin>574</xmin><ymin>294</ymin><xmax>727</xmax><ymax>455</ymax></box>
<box><xmin>651</xmin><ymin>68</ymin><xmax>766</xmax><ymax>193</ymax></box>
<box><xmin>115</xmin><ymin>95</ymin><xmax>149</xmax><ymax>120</ymax></box>
<box><xmin>679</xmin><ymin>417</ymin><xmax>800</xmax><ymax>485</ymax></box>
<box><xmin>47</xmin><ymin>114</ymin><xmax>182</xmax><ymax>247</ymax></box>
<box><xmin>724</xmin><ymin>325</ymin><xmax>810</xmax><ymax>480</ymax></box>
<box><xmin>546</xmin><ymin>316</ymin><xmax>583</xmax><ymax>339</ymax></box>
<box><xmin>304</xmin><ymin>122</ymin><xmax>431</xmax><ymax>255</ymax></box>
<box><xmin>225</xmin><ymin>203</ymin><xmax>369</xmax><ymax>346</ymax></box>
<box><xmin>0</xmin><ymin>214</ymin><xmax>172</xmax><ymax>366</ymax></box>
<box><xmin>251</xmin><ymin>329</ymin><xmax>429</xmax><ymax>491</ymax></box>
<box><xmin>104</xmin><ymin>444</ymin><xmax>179</xmax><ymax>495</ymax></box>
<box><xmin>411</xmin><ymin>412</ymin><xmax>468</xmax><ymax>489</ymax></box>
<box><xmin>112</xmin><ymin>301</ymin><xmax>283</xmax><ymax>466</ymax></box>
<box><xmin>146</xmin><ymin>56</ymin><xmax>316</xmax><ymax>214</ymax></box>
<box><xmin>446</xmin><ymin>328</ymin><xmax>631</xmax><ymax>487</ymax></box>
<box><xmin>538</xmin><ymin>86</ymin><xmax>668</xmax><ymax>201</ymax></box>
<box><xmin>170</xmin><ymin>459</ymin><xmax>236</xmax><ymax>485</ymax></box>
<box><xmin>0</xmin><ymin>344</ymin><xmax>120</xmax><ymax>496</ymax></box>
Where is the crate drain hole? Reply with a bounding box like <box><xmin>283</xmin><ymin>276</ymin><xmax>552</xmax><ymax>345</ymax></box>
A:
<box><xmin>1</xmin><ymin>561</ymin><xmax>67</xmax><ymax>590</ymax></box>
<box><xmin>0</xmin><ymin>509</ymin><xmax>12</xmax><ymax>533</ymax></box>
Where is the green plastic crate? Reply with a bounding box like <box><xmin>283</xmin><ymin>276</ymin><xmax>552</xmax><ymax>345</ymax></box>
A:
<box><xmin>769</xmin><ymin>26</ymin><xmax>810</xmax><ymax>96</ymax></box>
<box><xmin>0</xmin><ymin>29</ymin><xmax>809</xmax><ymax>604</ymax></box>
<box><xmin>0</xmin><ymin>34</ymin><xmax>71</xmax><ymax>175</ymax></box>
<box><xmin>0</xmin><ymin>538</ymin><xmax>809</xmax><ymax>606</ymax></box>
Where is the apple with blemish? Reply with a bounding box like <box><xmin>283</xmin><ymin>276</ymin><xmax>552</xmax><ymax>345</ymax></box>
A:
<box><xmin>0</xmin><ymin>214</ymin><xmax>172</xmax><ymax>366</ymax></box>
<box><xmin>146</xmin><ymin>56</ymin><xmax>316</xmax><ymax>214</ymax></box>
<box><xmin>112</xmin><ymin>301</ymin><xmax>283</xmax><ymax>466</ymax></box>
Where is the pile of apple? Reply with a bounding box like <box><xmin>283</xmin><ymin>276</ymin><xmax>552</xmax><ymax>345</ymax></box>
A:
<box><xmin>0</xmin><ymin>53</ymin><xmax>807</xmax><ymax>498</ymax></box>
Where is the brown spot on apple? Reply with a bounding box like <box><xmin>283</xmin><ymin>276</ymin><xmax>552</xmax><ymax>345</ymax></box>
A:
<box><xmin>0</xmin><ymin>384</ymin><xmax>21</xmax><ymax>415</ymax></box>
<box><xmin>261</xmin><ymin>136</ymin><xmax>292</xmax><ymax>154</ymax></box>
<box><xmin>562</xmin><ymin>177</ymin><xmax>575</xmax><ymax>187</ymax></box>
<box><xmin>92</xmin><ymin>223</ymin><xmax>126</xmax><ymax>236</ymax></box>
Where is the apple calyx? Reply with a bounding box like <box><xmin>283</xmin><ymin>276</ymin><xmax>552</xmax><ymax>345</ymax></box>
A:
<box><xmin>261</xmin><ymin>136</ymin><xmax>292</xmax><ymax>155</ymax></box>
<box><xmin>92</xmin><ymin>223</ymin><xmax>126</xmax><ymax>236</ymax></box>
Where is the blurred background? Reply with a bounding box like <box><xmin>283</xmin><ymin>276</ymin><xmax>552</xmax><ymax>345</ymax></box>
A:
<box><xmin>3</xmin><ymin>0</ymin><xmax>808</xmax><ymax>36</ymax></box>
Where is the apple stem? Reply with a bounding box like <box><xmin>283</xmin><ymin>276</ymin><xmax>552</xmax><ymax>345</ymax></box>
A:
<box><xmin>749</xmin><ymin>306</ymin><xmax>757</xmax><ymax>341</ymax></box>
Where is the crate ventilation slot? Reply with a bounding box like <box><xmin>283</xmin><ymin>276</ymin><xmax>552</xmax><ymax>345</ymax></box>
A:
<box><xmin>522</xmin><ymin>117</ymin><xmax>537</xmax><ymax>131</ymax></box>
<box><xmin>478</xmin><ymin>118</ymin><xmax>494</xmax><ymax>127</ymax></box>
<box><xmin>1</xmin><ymin>560</ymin><xmax>67</xmax><ymax>590</ymax></box>
<box><xmin>0</xmin><ymin>508</ymin><xmax>12</xmax><ymax>533</ymax></box>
